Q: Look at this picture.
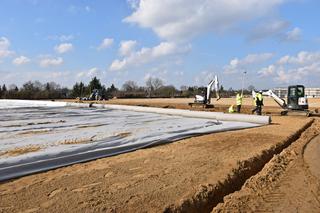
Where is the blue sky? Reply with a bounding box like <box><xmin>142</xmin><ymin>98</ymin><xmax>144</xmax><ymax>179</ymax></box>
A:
<box><xmin>0</xmin><ymin>0</ymin><xmax>319</xmax><ymax>89</ymax></box>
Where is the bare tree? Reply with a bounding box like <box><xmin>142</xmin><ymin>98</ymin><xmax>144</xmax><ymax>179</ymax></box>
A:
<box><xmin>153</xmin><ymin>78</ymin><xmax>163</xmax><ymax>90</ymax></box>
<box><xmin>145</xmin><ymin>77</ymin><xmax>153</xmax><ymax>91</ymax></box>
<box><xmin>46</xmin><ymin>82</ymin><xmax>61</xmax><ymax>91</ymax></box>
<box><xmin>145</xmin><ymin>77</ymin><xmax>164</xmax><ymax>97</ymax></box>
<box><xmin>122</xmin><ymin>80</ymin><xmax>138</xmax><ymax>92</ymax></box>
<box><xmin>145</xmin><ymin>77</ymin><xmax>163</xmax><ymax>91</ymax></box>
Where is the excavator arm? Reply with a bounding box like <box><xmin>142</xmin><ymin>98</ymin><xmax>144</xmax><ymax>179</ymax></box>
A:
<box><xmin>206</xmin><ymin>75</ymin><xmax>220</xmax><ymax>104</ymax></box>
<box><xmin>252</xmin><ymin>88</ymin><xmax>314</xmax><ymax>116</ymax></box>
<box><xmin>194</xmin><ymin>75</ymin><xmax>220</xmax><ymax>105</ymax></box>
<box><xmin>252</xmin><ymin>90</ymin><xmax>287</xmax><ymax>109</ymax></box>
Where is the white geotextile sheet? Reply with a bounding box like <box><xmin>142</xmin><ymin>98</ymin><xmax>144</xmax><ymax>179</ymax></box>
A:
<box><xmin>0</xmin><ymin>102</ymin><xmax>260</xmax><ymax>181</ymax></box>
<box><xmin>0</xmin><ymin>99</ymin><xmax>271</xmax><ymax>124</ymax></box>
<box><xmin>0</xmin><ymin>106</ymin><xmax>259</xmax><ymax>163</ymax></box>
<box><xmin>0</xmin><ymin>99</ymin><xmax>67</xmax><ymax>109</ymax></box>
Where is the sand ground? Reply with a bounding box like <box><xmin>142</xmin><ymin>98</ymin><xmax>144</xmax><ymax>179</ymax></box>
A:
<box><xmin>1</xmin><ymin>98</ymin><xmax>320</xmax><ymax>212</ymax></box>
<box><xmin>104</xmin><ymin>97</ymin><xmax>320</xmax><ymax>109</ymax></box>
<box><xmin>213</xmin><ymin>119</ymin><xmax>320</xmax><ymax>212</ymax></box>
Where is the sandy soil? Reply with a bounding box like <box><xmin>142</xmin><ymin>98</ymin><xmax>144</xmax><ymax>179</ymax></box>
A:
<box><xmin>213</xmin><ymin>119</ymin><xmax>320</xmax><ymax>212</ymax></box>
<box><xmin>104</xmin><ymin>97</ymin><xmax>320</xmax><ymax>109</ymax></box>
<box><xmin>68</xmin><ymin>97</ymin><xmax>320</xmax><ymax>116</ymax></box>
<box><xmin>0</xmin><ymin>145</ymin><xmax>42</xmax><ymax>157</ymax></box>
<box><xmin>0</xmin><ymin>99</ymin><xmax>320</xmax><ymax>212</ymax></box>
<box><xmin>73</xmin><ymin>97</ymin><xmax>271</xmax><ymax>108</ymax></box>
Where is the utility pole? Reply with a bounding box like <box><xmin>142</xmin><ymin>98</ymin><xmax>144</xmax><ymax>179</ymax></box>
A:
<box><xmin>241</xmin><ymin>71</ymin><xmax>247</xmax><ymax>95</ymax></box>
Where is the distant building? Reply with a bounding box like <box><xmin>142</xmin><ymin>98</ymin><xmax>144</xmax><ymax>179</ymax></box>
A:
<box><xmin>273</xmin><ymin>87</ymin><xmax>288</xmax><ymax>98</ymax></box>
<box><xmin>273</xmin><ymin>87</ymin><xmax>320</xmax><ymax>98</ymax></box>
<box><xmin>305</xmin><ymin>88</ymin><xmax>320</xmax><ymax>98</ymax></box>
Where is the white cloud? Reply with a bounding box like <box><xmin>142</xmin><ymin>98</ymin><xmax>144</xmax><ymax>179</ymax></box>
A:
<box><xmin>277</xmin><ymin>51</ymin><xmax>320</xmax><ymax>65</ymax></box>
<box><xmin>109</xmin><ymin>60</ymin><xmax>127</xmax><ymax>71</ymax></box>
<box><xmin>127</xmin><ymin>0</ymin><xmax>139</xmax><ymax>9</ymax></box>
<box><xmin>48</xmin><ymin>34</ymin><xmax>74</xmax><ymax>42</ymax></box>
<box><xmin>88</xmin><ymin>67</ymin><xmax>99</xmax><ymax>76</ymax></box>
<box><xmin>224</xmin><ymin>53</ymin><xmax>274</xmax><ymax>73</ymax></box>
<box><xmin>119</xmin><ymin>40</ymin><xmax>137</xmax><ymax>56</ymax></box>
<box><xmin>109</xmin><ymin>42</ymin><xmax>190</xmax><ymax>71</ymax></box>
<box><xmin>98</xmin><ymin>38</ymin><xmax>114</xmax><ymax>50</ymax></box>
<box><xmin>0</xmin><ymin>37</ymin><xmax>14</xmax><ymax>59</ymax></box>
<box><xmin>143</xmin><ymin>73</ymin><xmax>152</xmax><ymax>81</ymax></box>
<box><xmin>68</xmin><ymin>5</ymin><xmax>92</xmax><ymax>14</ymax></box>
<box><xmin>242</xmin><ymin>53</ymin><xmax>275</xmax><ymax>64</ymax></box>
<box><xmin>124</xmin><ymin>0</ymin><xmax>286</xmax><ymax>41</ymax></box>
<box><xmin>274</xmin><ymin>69</ymin><xmax>291</xmax><ymax>83</ymax></box>
<box><xmin>77</xmin><ymin>67</ymin><xmax>100</xmax><ymax>78</ymax></box>
<box><xmin>285</xmin><ymin>27</ymin><xmax>302</xmax><ymax>41</ymax></box>
<box><xmin>174</xmin><ymin>70</ymin><xmax>184</xmax><ymax>76</ymax></box>
<box><xmin>0</xmin><ymin>70</ymin><xmax>76</xmax><ymax>87</ymax></box>
<box><xmin>39</xmin><ymin>57</ymin><xmax>64</xmax><ymax>67</ymax></box>
<box><xmin>258</xmin><ymin>51</ymin><xmax>320</xmax><ymax>83</ymax></box>
<box><xmin>54</xmin><ymin>43</ymin><xmax>73</xmax><ymax>54</ymax></box>
<box><xmin>12</xmin><ymin>56</ymin><xmax>31</xmax><ymax>65</ymax></box>
<box><xmin>273</xmin><ymin>65</ymin><xmax>313</xmax><ymax>83</ymax></box>
<box><xmin>277</xmin><ymin>55</ymin><xmax>290</xmax><ymax>65</ymax></box>
<box><xmin>59</xmin><ymin>35</ymin><xmax>74</xmax><ymax>42</ymax></box>
<box><xmin>194</xmin><ymin>70</ymin><xmax>217</xmax><ymax>86</ymax></box>
<box><xmin>258</xmin><ymin>65</ymin><xmax>276</xmax><ymax>77</ymax></box>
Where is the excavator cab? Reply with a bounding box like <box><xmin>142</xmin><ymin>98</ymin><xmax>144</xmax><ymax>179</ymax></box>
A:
<box><xmin>287</xmin><ymin>85</ymin><xmax>308</xmax><ymax>110</ymax></box>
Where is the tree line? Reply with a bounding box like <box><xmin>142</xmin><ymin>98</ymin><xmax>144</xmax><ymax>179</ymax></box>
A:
<box><xmin>0</xmin><ymin>76</ymin><xmax>255</xmax><ymax>100</ymax></box>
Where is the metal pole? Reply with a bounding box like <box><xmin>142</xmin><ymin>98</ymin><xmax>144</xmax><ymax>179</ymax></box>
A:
<box><xmin>241</xmin><ymin>71</ymin><xmax>247</xmax><ymax>95</ymax></box>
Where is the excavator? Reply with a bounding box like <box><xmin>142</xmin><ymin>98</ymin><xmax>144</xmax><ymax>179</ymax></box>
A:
<box><xmin>89</xmin><ymin>89</ymin><xmax>101</xmax><ymax>101</ymax></box>
<box><xmin>189</xmin><ymin>75</ymin><xmax>220</xmax><ymax>108</ymax></box>
<box><xmin>253</xmin><ymin>85</ymin><xmax>318</xmax><ymax>116</ymax></box>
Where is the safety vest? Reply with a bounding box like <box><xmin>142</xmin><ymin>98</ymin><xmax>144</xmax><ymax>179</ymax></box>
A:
<box><xmin>228</xmin><ymin>105</ymin><xmax>235</xmax><ymax>113</ymax></box>
<box><xmin>255</xmin><ymin>93</ymin><xmax>263</xmax><ymax>106</ymax></box>
<box><xmin>257</xmin><ymin>93</ymin><xmax>263</xmax><ymax>101</ymax></box>
<box><xmin>236</xmin><ymin>94</ymin><xmax>243</xmax><ymax>106</ymax></box>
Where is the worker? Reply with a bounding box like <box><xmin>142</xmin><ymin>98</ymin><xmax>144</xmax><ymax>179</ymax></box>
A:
<box><xmin>252</xmin><ymin>91</ymin><xmax>263</xmax><ymax>115</ymax></box>
<box><xmin>228</xmin><ymin>105</ymin><xmax>235</xmax><ymax>113</ymax></box>
<box><xmin>257</xmin><ymin>91</ymin><xmax>264</xmax><ymax>115</ymax></box>
<box><xmin>236</xmin><ymin>92</ymin><xmax>243</xmax><ymax>113</ymax></box>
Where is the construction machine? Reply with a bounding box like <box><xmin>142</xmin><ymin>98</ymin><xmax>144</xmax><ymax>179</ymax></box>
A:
<box><xmin>89</xmin><ymin>89</ymin><xmax>102</xmax><ymax>101</ymax></box>
<box><xmin>189</xmin><ymin>75</ymin><xmax>220</xmax><ymax>108</ymax></box>
<box><xmin>253</xmin><ymin>85</ymin><xmax>317</xmax><ymax>116</ymax></box>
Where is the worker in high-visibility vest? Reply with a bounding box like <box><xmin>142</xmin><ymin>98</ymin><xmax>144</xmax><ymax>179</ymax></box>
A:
<box><xmin>236</xmin><ymin>92</ymin><xmax>243</xmax><ymax>113</ymax></box>
<box><xmin>228</xmin><ymin>105</ymin><xmax>235</xmax><ymax>113</ymax></box>
<box><xmin>252</xmin><ymin>91</ymin><xmax>264</xmax><ymax>115</ymax></box>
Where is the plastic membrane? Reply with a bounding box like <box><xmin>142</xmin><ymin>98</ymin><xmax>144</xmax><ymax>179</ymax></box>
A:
<box><xmin>0</xmin><ymin>100</ymin><xmax>265</xmax><ymax>181</ymax></box>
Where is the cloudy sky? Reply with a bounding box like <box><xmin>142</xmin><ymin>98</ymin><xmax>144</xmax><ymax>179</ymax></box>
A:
<box><xmin>0</xmin><ymin>0</ymin><xmax>320</xmax><ymax>89</ymax></box>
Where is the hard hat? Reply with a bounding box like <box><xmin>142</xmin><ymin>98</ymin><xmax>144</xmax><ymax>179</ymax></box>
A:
<box><xmin>259</xmin><ymin>90</ymin><xmax>263</xmax><ymax>93</ymax></box>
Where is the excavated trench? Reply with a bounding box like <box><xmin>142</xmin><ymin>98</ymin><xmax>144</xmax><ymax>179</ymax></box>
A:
<box><xmin>164</xmin><ymin>119</ymin><xmax>314</xmax><ymax>213</ymax></box>
<box><xmin>303</xmin><ymin>131</ymin><xmax>320</xmax><ymax>179</ymax></box>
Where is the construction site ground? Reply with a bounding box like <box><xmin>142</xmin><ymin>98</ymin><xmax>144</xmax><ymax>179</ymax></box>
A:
<box><xmin>1</xmin><ymin>98</ymin><xmax>320</xmax><ymax>212</ymax></box>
